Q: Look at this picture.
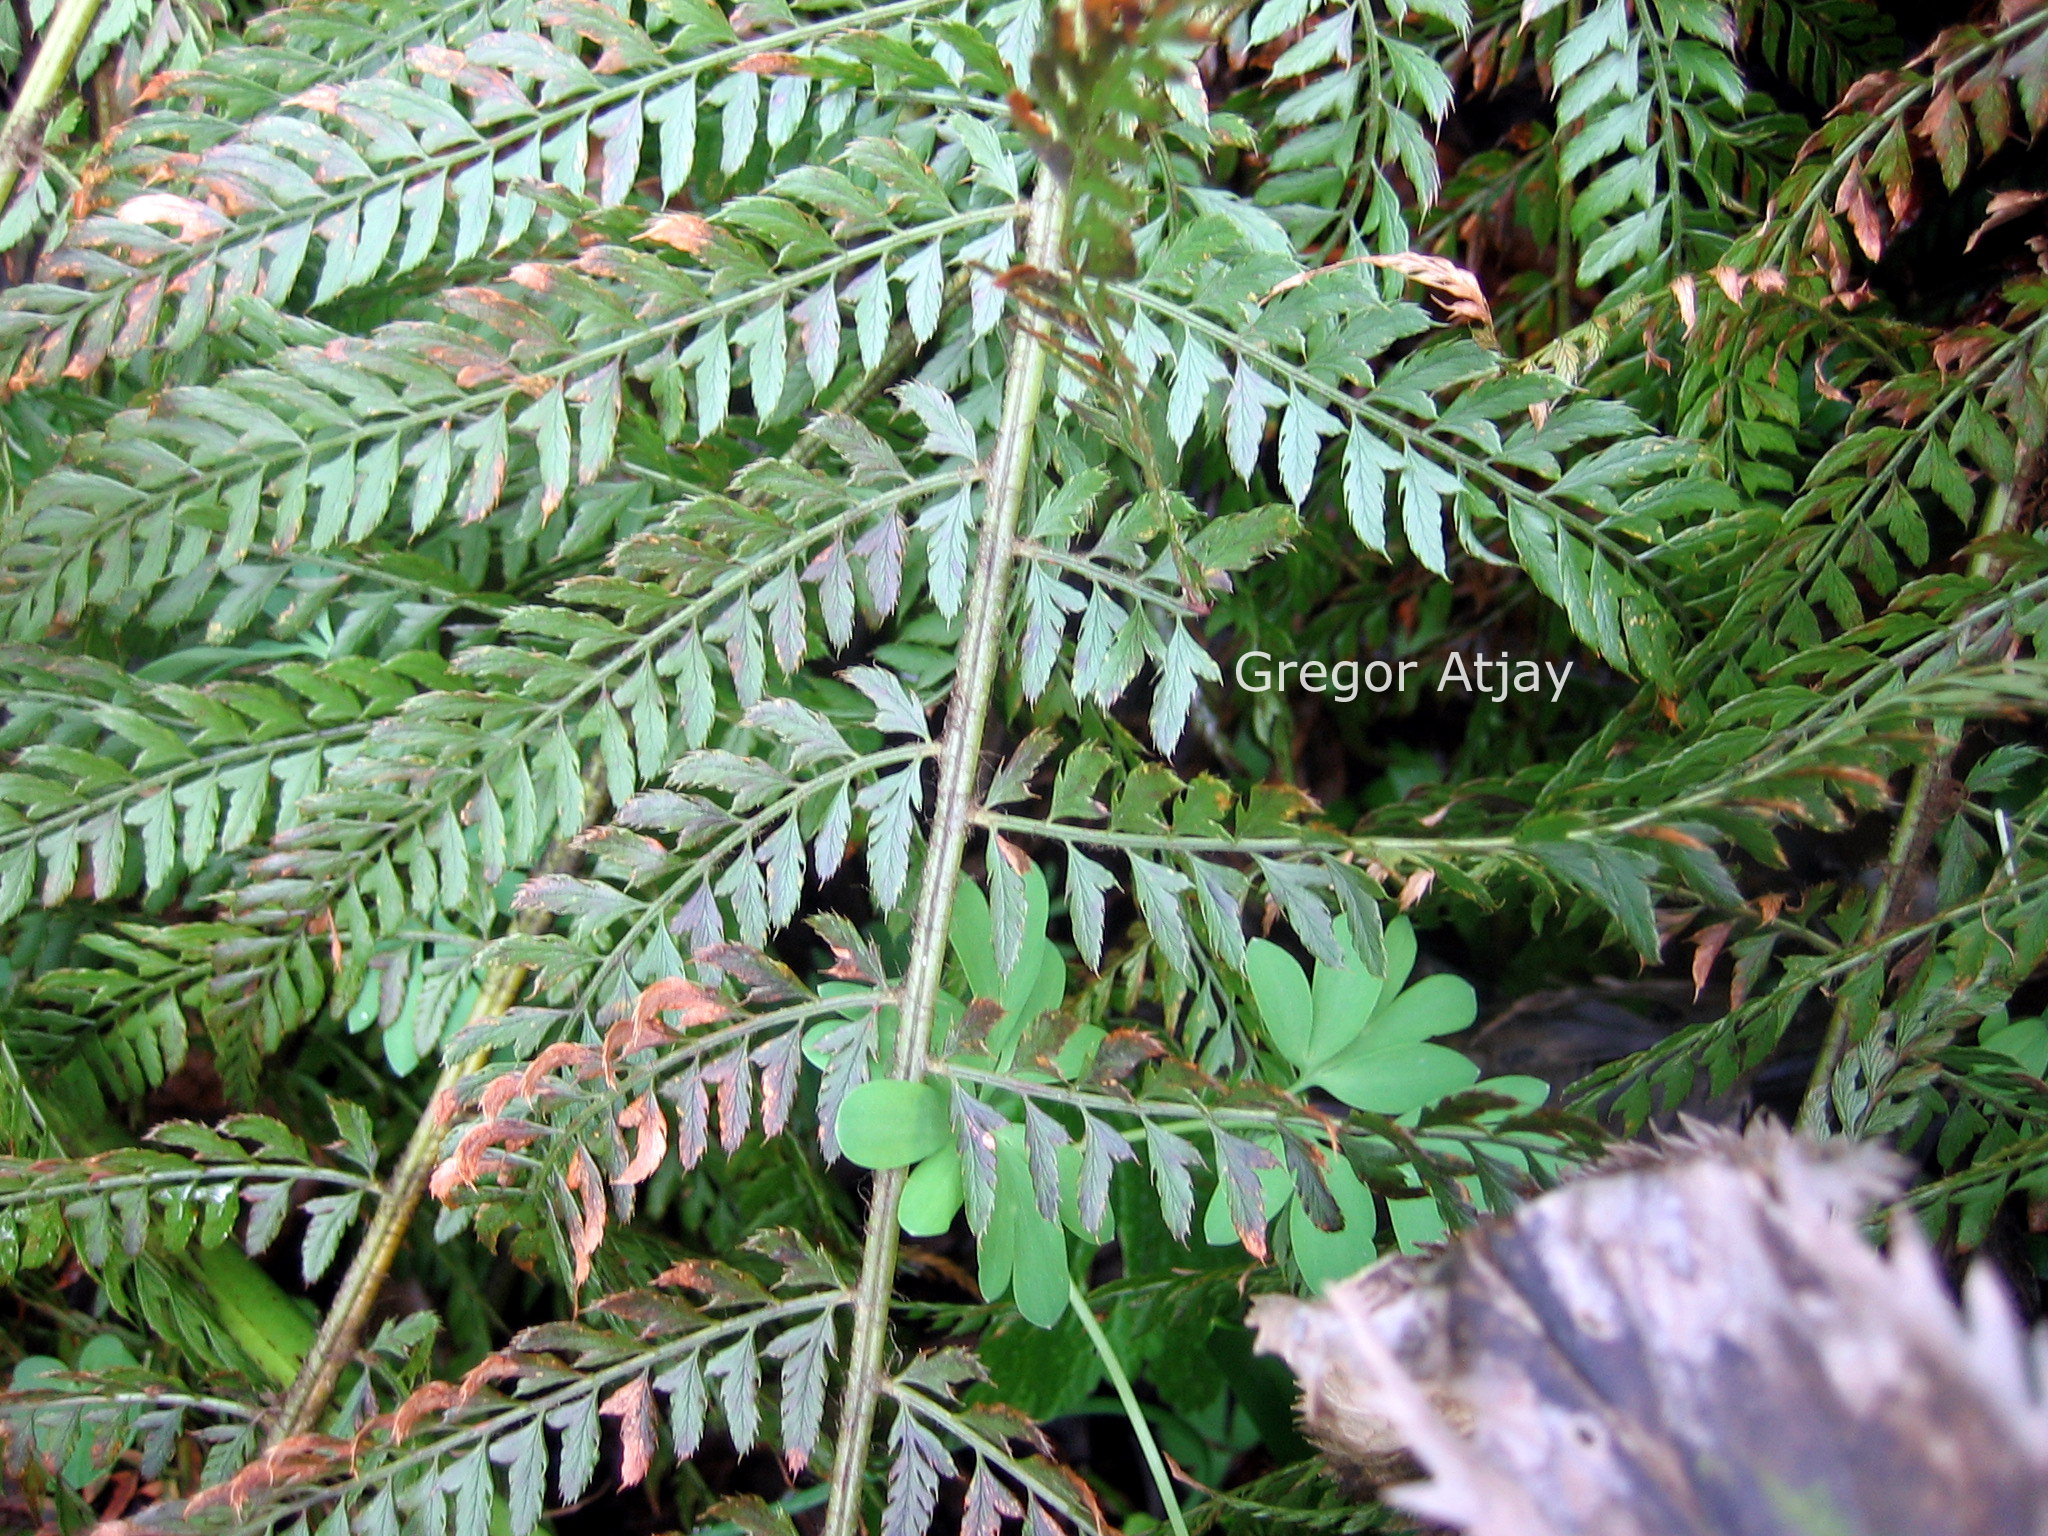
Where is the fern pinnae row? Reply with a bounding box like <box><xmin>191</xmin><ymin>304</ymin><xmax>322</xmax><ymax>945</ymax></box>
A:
<box><xmin>1017</xmin><ymin>539</ymin><xmax>1200</xmax><ymax>618</ymax></box>
<box><xmin>480</xmin><ymin>989</ymin><xmax>888</xmax><ymax>1126</ymax></box>
<box><xmin>237</xmin><ymin>0</ymin><xmax>551</xmax><ymax>84</ymax></box>
<box><xmin>936</xmin><ymin>1061</ymin><xmax>1332</xmax><ymax>1140</ymax></box>
<box><xmin>1746</xmin><ymin>5</ymin><xmax>2048</xmax><ymax>273</ymax></box>
<box><xmin>499</xmin><ymin>738</ymin><xmax>938</xmax><ymax>1033</ymax></box>
<box><xmin>331</xmin><ymin>470</ymin><xmax>965</xmax><ymax>945</ymax></box>
<box><xmin>192</xmin><ymin>469</ymin><xmax>944</xmax><ymax>1122</ymax></box>
<box><xmin>4</xmin><ymin>205</ymin><xmax>1007</xmax><ymax>635</ymax></box>
<box><xmin>1575</xmin><ymin>861</ymin><xmax>2048</xmax><ymax>1129</ymax></box>
<box><xmin>1635</xmin><ymin>4</ymin><xmax>1693</xmax><ymax>269</ymax></box>
<box><xmin>0</xmin><ymin>715</ymin><xmax>373</xmax><ymax>918</ymax></box>
<box><xmin>431</xmin><ymin>466</ymin><xmax>969</xmax><ymax>758</ymax></box>
<box><xmin>1127</xmin><ymin>281</ymin><xmax>1679</xmax><ymax>565</ymax></box>
<box><xmin>885</xmin><ymin>1375</ymin><xmax>1102</xmax><ymax>1532</ymax></box>
<box><xmin>255</xmin><ymin>1285</ymin><xmax>848</xmax><ymax>1529</ymax></box>
<box><xmin>1114</xmin><ymin>283</ymin><xmax>1691</xmax><ymax>682</ymax></box>
<box><xmin>1796</xmin><ymin>477</ymin><xmax>2030</xmax><ymax>1134</ymax></box>
<box><xmin>1689</xmin><ymin>304</ymin><xmax>2048</xmax><ymax>681</ymax></box>
<box><xmin>0</xmin><ymin>1159</ymin><xmax>379</xmax><ymax>1212</ymax></box>
<box><xmin>8</xmin><ymin>0</ymin><xmax>960</xmax><ymax>376</ymax></box>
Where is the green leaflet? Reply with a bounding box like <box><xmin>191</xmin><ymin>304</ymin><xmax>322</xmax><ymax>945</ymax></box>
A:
<box><xmin>834</xmin><ymin>1079</ymin><xmax>950</xmax><ymax>1170</ymax></box>
<box><xmin>979</xmin><ymin>1125</ymin><xmax>1072</xmax><ymax>1329</ymax></box>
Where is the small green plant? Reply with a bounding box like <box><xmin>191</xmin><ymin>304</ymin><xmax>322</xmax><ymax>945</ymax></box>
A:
<box><xmin>1224</xmin><ymin>917</ymin><xmax>1560</xmax><ymax>1284</ymax></box>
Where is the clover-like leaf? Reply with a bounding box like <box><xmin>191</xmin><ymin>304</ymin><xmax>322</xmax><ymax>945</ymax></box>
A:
<box><xmin>899</xmin><ymin>1150</ymin><xmax>965</xmax><ymax>1236</ymax></box>
<box><xmin>1247</xmin><ymin>938</ymin><xmax>1313</xmax><ymax>1067</ymax></box>
<box><xmin>1312</xmin><ymin>1042</ymin><xmax>1479</xmax><ymax>1116</ymax></box>
<box><xmin>835</xmin><ymin>1079</ymin><xmax>951</xmax><ymax>1170</ymax></box>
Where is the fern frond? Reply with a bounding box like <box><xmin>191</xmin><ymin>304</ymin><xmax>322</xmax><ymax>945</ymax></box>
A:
<box><xmin>1734</xmin><ymin>0</ymin><xmax>1900</xmax><ymax>108</ymax></box>
<box><xmin>0</xmin><ymin>0</ymin><xmax>977</xmax><ymax>383</ymax></box>
<box><xmin>0</xmin><ymin>1116</ymin><xmax>378</xmax><ymax>1287</ymax></box>
<box><xmin>0</xmin><ymin>196</ymin><xmax>1012</xmax><ymax>636</ymax></box>
<box><xmin>172</xmin><ymin>1239</ymin><xmax>845</xmax><ymax>1535</ymax></box>
<box><xmin>0</xmin><ymin>645</ymin><xmax>445</xmax><ymax>924</ymax></box>
<box><xmin>1741</xmin><ymin>6</ymin><xmax>2048</xmax><ymax>281</ymax></box>
<box><xmin>1681</xmin><ymin>291</ymin><xmax>2046</xmax><ymax>681</ymax></box>
<box><xmin>1115</xmin><ymin>273</ymin><xmax>1701</xmax><ymax>685</ymax></box>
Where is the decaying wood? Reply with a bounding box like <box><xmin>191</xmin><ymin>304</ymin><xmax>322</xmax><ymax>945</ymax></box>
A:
<box><xmin>1250</xmin><ymin>1121</ymin><xmax>2048</xmax><ymax>1536</ymax></box>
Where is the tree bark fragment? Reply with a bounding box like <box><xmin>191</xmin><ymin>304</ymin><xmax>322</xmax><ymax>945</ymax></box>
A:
<box><xmin>1251</xmin><ymin>1123</ymin><xmax>2048</xmax><ymax>1536</ymax></box>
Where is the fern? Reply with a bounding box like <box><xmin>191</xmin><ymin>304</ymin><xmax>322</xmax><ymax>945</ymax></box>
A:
<box><xmin>3</xmin><ymin>0</ymin><xmax>2048</xmax><ymax>1531</ymax></box>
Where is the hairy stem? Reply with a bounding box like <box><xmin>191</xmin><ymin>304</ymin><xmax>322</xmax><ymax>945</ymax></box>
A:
<box><xmin>821</xmin><ymin>170</ymin><xmax>1067</xmax><ymax>1536</ymax></box>
<box><xmin>1069</xmin><ymin>1278</ymin><xmax>1190</xmax><ymax>1536</ymax></box>
<box><xmin>0</xmin><ymin>0</ymin><xmax>102</xmax><ymax>211</ymax></box>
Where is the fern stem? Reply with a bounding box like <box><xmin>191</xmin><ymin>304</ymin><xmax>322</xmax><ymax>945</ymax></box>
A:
<box><xmin>1796</xmin><ymin>480</ymin><xmax>2020</xmax><ymax>1133</ymax></box>
<box><xmin>0</xmin><ymin>0</ymin><xmax>101</xmax><ymax>212</ymax></box>
<box><xmin>268</xmin><ymin>975</ymin><xmax>517</xmax><ymax>1441</ymax></box>
<box><xmin>268</xmin><ymin>812</ymin><xmax>596</xmax><ymax>1442</ymax></box>
<box><xmin>821</xmin><ymin>170</ymin><xmax>1066</xmax><ymax>1536</ymax></box>
<box><xmin>1068</xmin><ymin>1277</ymin><xmax>1190</xmax><ymax>1536</ymax></box>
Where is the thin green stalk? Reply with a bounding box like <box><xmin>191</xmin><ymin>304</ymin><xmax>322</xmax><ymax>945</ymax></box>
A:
<box><xmin>1069</xmin><ymin>1278</ymin><xmax>1190</xmax><ymax>1536</ymax></box>
<box><xmin>820</xmin><ymin>169</ymin><xmax>1068</xmax><ymax>1536</ymax></box>
<box><xmin>0</xmin><ymin>0</ymin><xmax>102</xmax><ymax>212</ymax></box>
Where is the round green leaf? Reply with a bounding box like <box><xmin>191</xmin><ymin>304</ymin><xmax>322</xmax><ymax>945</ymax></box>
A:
<box><xmin>978</xmin><ymin>1126</ymin><xmax>1033</xmax><ymax>1303</ymax></box>
<box><xmin>10</xmin><ymin>1354</ymin><xmax>64</xmax><ymax>1391</ymax></box>
<box><xmin>948</xmin><ymin>878</ymin><xmax>1001</xmax><ymax>1000</ymax></box>
<box><xmin>979</xmin><ymin>1175</ymin><xmax>1017</xmax><ymax>1302</ymax></box>
<box><xmin>899</xmin><ymin>1149</ymin><xmax>964</xmax><ymax>1236</ymax></box>
<box><xmin>381</xmin><ymin>961</ymin><xmax>424</xmax><ymax>1076</ymax></box>
<box><xmin>1289</xmin><ymin>1155</ymin><xmax>1379</xmax><ymax>1292</ymax></box>
<box><xmin>834</xmin><ymin>1078</ymin><xmax>951</xmax><ymax>1169</ymax></box>
<box><xmin>1312</xmin><ymin>1041</ymin><xmax>1479</xmax><ymax>1115</ymax></box>
<box><xmin>345</xmin><ymin>975</ymin><xmax>381</xmax><ymax>1035</ymax></box>
<box><xmin>1010</xmin><ymin>930</ymin><xmax>1067</xmax><ymax>1038</ymax></box>
<box><xmin>1011</xmin><ymin>1197</ymin><xmax>1071</xmax><ymax>1328</ymax></box>
<box><xmin>1305</xmin><ymin>926</ymin><xmax>1384</xmax><ymax>1069</ymax></box>
<box><xmin>75</xmin><ymin>1335</ymin><xmax>136</xmax><ymax>1373</ymax></box>
<box><xmin>1365</xmin><ymin>973</ymin><xmax>1476</xmax><ymax>1044</ymax></box>
<box><xmin>1375</xmin><ymin>915</ymin><xmax>1417</xmax><ymax>1004</ymax></box>
<box><xmin>1983</xmin><ymin>1016</ymin><xmax>2048</xmax><ymax>1077</ymax></box>
<box><xmin>1247</xmin><ymin>939</ymin><xmax>1313</xmax><ymax>1067</ymax></box>
<box><xmin>1388</xmin><ymin>1194</ymin><xmax>1448</xmax><ymax>1251</ymax></box>
<box><xmin>1474</xmin><ymin>1074</ymin><xmax>1551</xmax><ymax>1110</ymax></box>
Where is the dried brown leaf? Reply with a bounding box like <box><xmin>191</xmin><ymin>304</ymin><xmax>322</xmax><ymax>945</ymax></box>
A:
<box><xmin>615</xmin><ymin>1092</ymin><xmax>669</xmax><ymax>1187</ymax></box>
<box><xmin>600</xmin><ymin>1374</ymin><xmax>656</xmax><ymax>1488</ymax></box>
<box><xmin>1689</xmin><ymin>919</ymin><xmax>1735</xmax><ymax>1001</ymax></box>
